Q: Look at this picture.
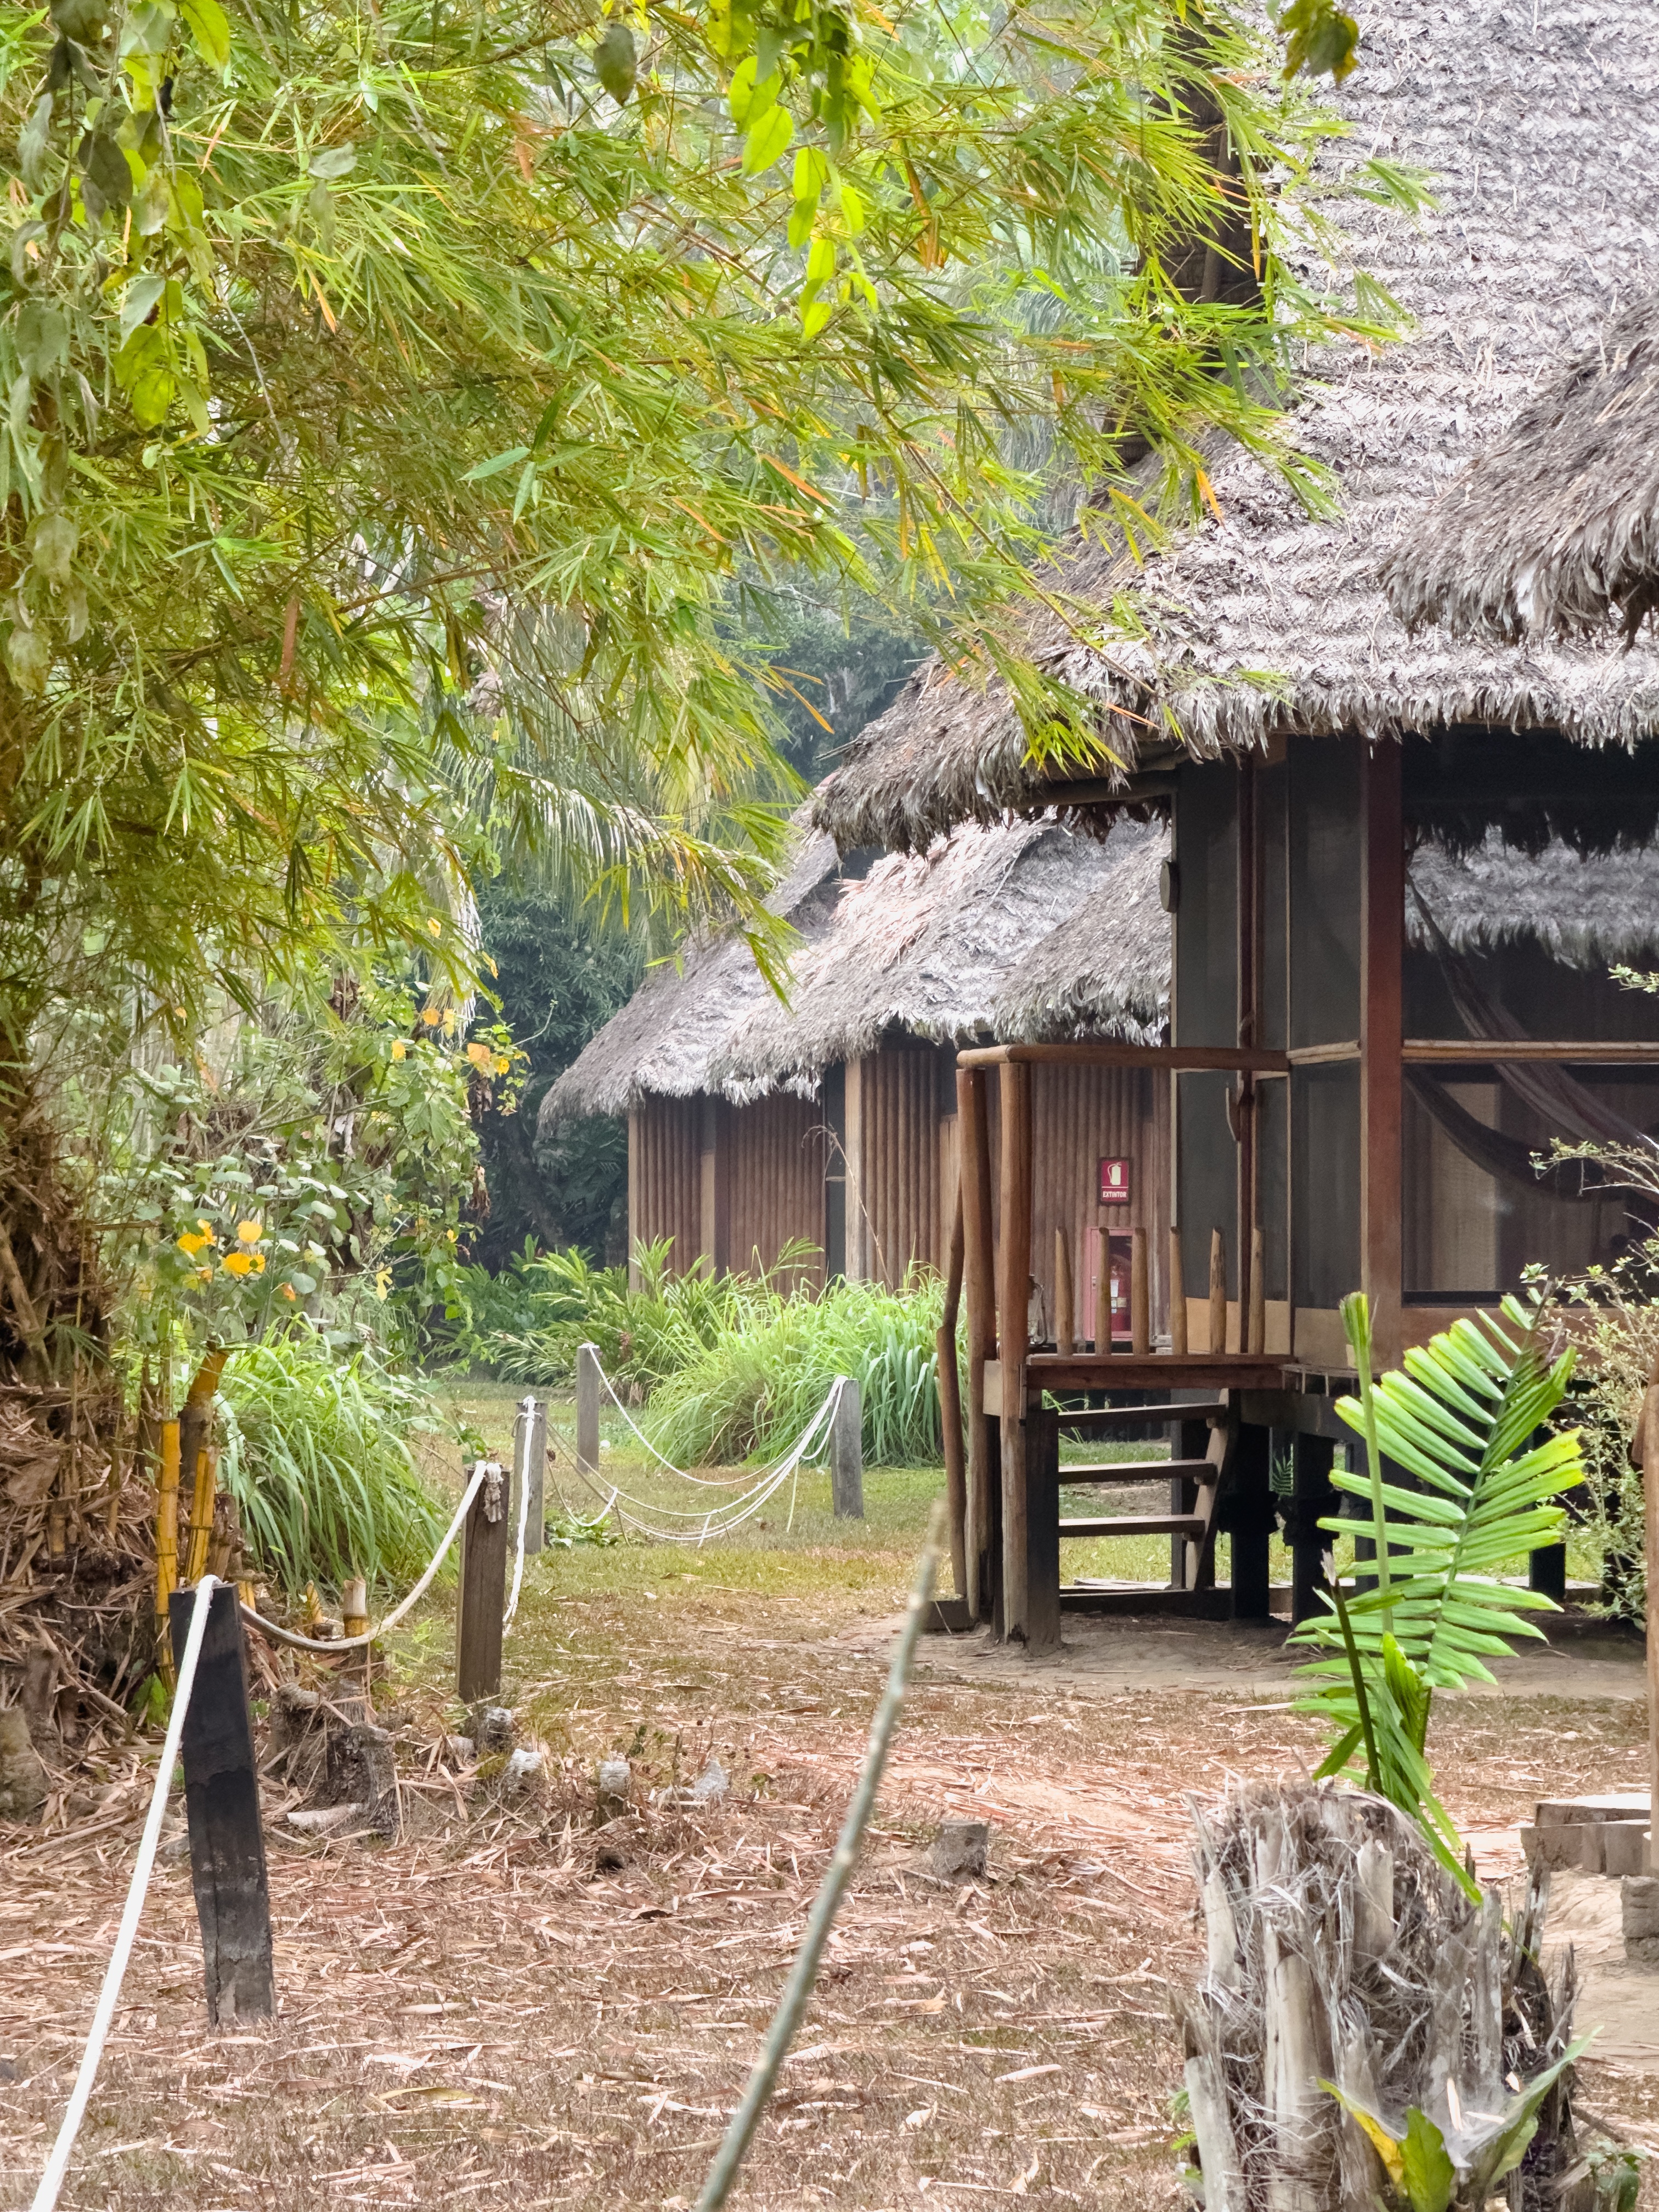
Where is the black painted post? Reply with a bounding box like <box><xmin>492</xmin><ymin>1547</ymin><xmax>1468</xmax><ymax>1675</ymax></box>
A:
<box><xmin>1025</xmin><ymin>1407</ymin><xmax>1061</xmax><ymax>1652</ymax></box>
<box><xmin>168</xmin><ymin>1582</ymin><xmax>275</xmax><ymax>2027</ymax></box>
<box><xmin>456</xmin><ymin>1461</ymin><xmax>508</xmax><ymax>1706</ymax></box>
<box><xmin>1229</xmin><ymin>1423</ymin><xmax>1273</xmax><ymax>1620</ymax></box>
<box><xmin>1289</xmin><ymin>1433</ymin><xmax>1338</xmax><ymax>1624</ymax></box>
<box><xmin>1529</xmin><ymin>1542</ymin><xmax>1568</xmax><ymax>1604</ymax></box>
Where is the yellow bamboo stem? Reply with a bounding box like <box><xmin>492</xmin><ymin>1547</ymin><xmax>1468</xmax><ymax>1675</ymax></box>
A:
<box><xmin>155</xmin><ymin>1418</ymin><xmax>180</xmax><ymax>1686</ymax></box>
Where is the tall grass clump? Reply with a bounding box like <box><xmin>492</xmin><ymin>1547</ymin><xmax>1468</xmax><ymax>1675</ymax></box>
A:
<box><xmin>642</xmin><ymin>1275</ymin><xmax>949</xmax><ymax>1468</ymax></box>
<box><xmin>217</xmin><ymin>1333</ymin><xmax>449</xmax><ymax>1598</ymax></box>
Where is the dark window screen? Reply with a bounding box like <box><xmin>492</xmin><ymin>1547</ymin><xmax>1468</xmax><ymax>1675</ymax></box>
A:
<box><xmin>1293</xmin><ymin>1062</ymin><xmax>1360</xmax><ymax>1310</ymax></box>
<box><xmin>1178</xmin><ymin>1071</ymin><xmax>1237</xmax><ymax>1299</ymax></box>
<box><xmin>1290</xmin><ymin>735</ymin><xmax>1362</xmax><ymax>1048</ymax></box>
<box><xmin>1174</xmin><ymin>766</ymin><xmax>1237</xmax><ymax>1047</ymax></box>
<box><xmin>1260</xmin><ymin>761</ymin><xmax>1288</xmax><ymax>1052</ymax></box>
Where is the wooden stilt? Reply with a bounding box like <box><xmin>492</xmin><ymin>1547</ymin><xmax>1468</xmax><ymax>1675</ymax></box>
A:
<box><xmin>1170</xmin><ymin>1227</ymin><xmax>1188</xmax><ymax>1355</ymax></box>
<box><xmin>1054</xmin><ymin>1226</ymin><xmax>1075</xmax><ymax>1359</ymax></box>
<box><xmin>938</xmin><ymin>1177</ymin><xmax>969</xmax><ymax>1603</ymax></box>
<box><xmin>1248</xmin><ymin>1224</ymin><xmax>1266</xmax><ymax>1357</ymax></box>
<box><xmin>997</xmin><ymin>1062</ymin><xmax>1034</xmax><ymax>1641</ymax></box>
<box><xmin>1209</xmin><ymin>1228</ymin><xmax>1228</xmax><ymax>1358</ymax></box>
<box><xmin>959</xmin><ymin>1068</ymin><xmax>997</xmax><ymax>1621</ymax></box>
<box><xmin>1130</xmin><ymin>1228</ymin><xmax>1150</xmax><ymax>1356</ymax></box>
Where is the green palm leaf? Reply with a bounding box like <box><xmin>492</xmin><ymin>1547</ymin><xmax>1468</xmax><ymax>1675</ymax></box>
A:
<box><xmin>1293</xmin><ymin>1289</ymin><xmax>1584</xmax><ymax>1884</ymax></box>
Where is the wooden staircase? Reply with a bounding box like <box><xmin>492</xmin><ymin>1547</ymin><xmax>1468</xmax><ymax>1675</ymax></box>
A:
<box><xmin>1052</xmin><ymin>1396</ymin><xmax>1239</xmax><ymax>1593</ymax></box>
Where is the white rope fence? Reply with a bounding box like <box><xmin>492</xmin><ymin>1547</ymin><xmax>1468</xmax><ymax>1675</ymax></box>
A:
<box><xmin>30</xmin><ymin>1573</ymin><xmax>218</xmax><ymax>2212</ymax></box>
<box><xmin>555</xmin><ymin>1361</ymin><xmax>851</xmax><ymax>1546</ymax></box>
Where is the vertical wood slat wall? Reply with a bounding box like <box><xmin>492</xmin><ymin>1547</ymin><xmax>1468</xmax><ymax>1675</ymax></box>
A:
<box><xmin>854</xmin><ymin>1049</ymin><xmax>944</xmax><ymax>1287</ymax></box>
<box><xmin>728</xmin><ymin>1093</ymin><xmax>827</xmax><ymax>1290</ymax></box>
<box><xmin>627</xmin><ymin>1099</ymin><xmax>702</xmax><ymax>1282</ymax></box>
<box><xmin>1027</xmin><ymin>1064</ymin><xmax>1169</xmax><ymax>1345</ymax></box>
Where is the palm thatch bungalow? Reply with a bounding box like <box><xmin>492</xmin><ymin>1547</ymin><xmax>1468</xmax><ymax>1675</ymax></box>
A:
<box><xmin>1381</xmin><ymin>293</ymin><xmax>1659</xmax><ymax>644</ymax></box>
<box><xmin>543</xmin><ymin>814</ymin><xmax>1172</xmax><ymax>1328</ymax></box>
<box><xmin>809</xmin><ymin>0</ymin><xmax>1659</xmax><ymax>1644</ymax></box>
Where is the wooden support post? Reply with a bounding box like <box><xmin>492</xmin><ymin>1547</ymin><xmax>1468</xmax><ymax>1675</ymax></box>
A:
<box><xmin>1130</xmin><ymin>1228</ymin><xmax>1149</xmax><ymax>1356</ymax></box>
<box><xmin>156</xmin><ymin>1417</ymin><xmax>180</xmax><ymax>1682</ymax></box>
<box><xmin>958</xmin><ymin>1068</ymin><xmax>998</xmax><ymax>1622</ymax></box>
<box><xmin>1229</xmin><ymin>1423</ymin><xmax>1273</xmax><ymax>1621</ymax></box>
<box><xmin>1173</xmin><ymin>1417</ymin><xmax>1209</xmax><ymax>1588</ymax></box>
<box><xmin>1096</xmin><ymin>1226</ymin><xmax>1113</xmax><ymax>1357</ymax></box>
<box><xmin>456</xmin><ymin>1460</ymin><xmax>508</xmax><ymax>1706</ymax></box>
<box><xmin>1025</xmin><ymin>1407</ymin><xmax>1061</xmax><ymax>1654</ymax></box>
<box><xmin>1361</xmin><ymin>740</ymin><xmax>1404</xmax><ymax>1373</ymax></box>
<box><xmin>576</xmin><ymin>1342</ymin><xmax>601</xmax><ymax>1476</ymax></box>
<box><xmin>1169</xmin><ymin>1227</ymin><xmax>1188</xmax><ymax>1355</ymax></box>
<box><xmin>1528</xmin><ymin>1541</ymin><xmax>1567</xmax><ymax>1604</ymax></box>
<box><xmin>938</xmin><ymin>1181</ymin><xmax>969</xmax><ymax>1602</ymax></box>
<box><xmin>1289</xmin><ymin>1433</ymin><xmax>1337</xmax><ymax>1625</ymax></box>
<box><xmin>168</xmin><ymin>1582</ymin><xmax>275</xmax><ymax>2026</ymax></box>
<box><xmin>1643</xmin><ymin>1364</ymin><xmax>1659</xmax><ymax>1872</ymax></box>
<box><xmin>997</xmin><ymin>1062</ymin><xmax>1034</xmax><ymax>1641</ymax></box>
<box><xmin>1209</xmin><ymin>1228</ymin><xmax>1228</xmax><ymax>1357</ymax></box>
<box><xmin>830</xmin><ymin>1378</ymin><xmax>864</xmax><ymax>1519</ymax></box>
<box><xmin>1235</xmin><ymin>758</ymin><xmax>1260</xmax><ymax>1367</ymax></box>
<box><xmin>1248</xmin><ymin>1225</ymin><xmax>1266</xmax><ymax>1357</ymax></box>
<box><xmin>1054</xmin><ymin>1227</ymin><xmax>1075</xmax><ymax>1359</ymax></box>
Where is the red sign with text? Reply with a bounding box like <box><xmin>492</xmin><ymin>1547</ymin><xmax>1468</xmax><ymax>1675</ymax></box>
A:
<box><xmin>1098</xmin><ymin>1156</ymin><xmax>1131</xmax><ymax>1207</ymax></box>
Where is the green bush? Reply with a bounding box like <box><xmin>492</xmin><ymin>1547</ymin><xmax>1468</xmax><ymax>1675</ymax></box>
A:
<box><xmin>216</xmin><ymin>1333</ymin><xmax>450</xmax><ymax>1598</ymax></box>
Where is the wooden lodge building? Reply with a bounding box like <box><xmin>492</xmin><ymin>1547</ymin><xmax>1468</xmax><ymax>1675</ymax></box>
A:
<box><xmin>805</xmin><ymin>0</ymin><xmax>1659</xmax><ymax>1643</ymax></box>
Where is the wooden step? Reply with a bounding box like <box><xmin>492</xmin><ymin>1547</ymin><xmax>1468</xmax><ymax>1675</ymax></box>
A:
<box><xmin>1054</xmin><ymin>1401</ymin><xmax>1229</xmax><ymax>1431</ymax></box>
<box><xmin>1059</xmin><ymin>1458</ymin><xmax>1212</xmax><ymax>1486</ymax></box>
<box><xmin>1059</xmin><ymin>1514</ymin><xmax>1206</xmax><ymax>1540</ymax></box>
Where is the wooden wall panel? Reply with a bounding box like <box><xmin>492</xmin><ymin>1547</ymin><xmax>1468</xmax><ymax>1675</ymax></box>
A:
<box><xmin>729</xmin><ymin>1093</ymin><xmax>827</xmax><ymax>1290</ymax></box>
<box><xmin>856</xmin><ymin>1049</ymin><xmax>944</xmax><ymax>1287</ymax></box>
<box><xmin>1029</xmin><ymin>1064</ymin><xmax>1170</xmax><ymax>1346</ymax></box>
<box><xmin>627</xmin><ymin>1098</ymin><xmax>702</xmax><ymax>1280</ymax></box>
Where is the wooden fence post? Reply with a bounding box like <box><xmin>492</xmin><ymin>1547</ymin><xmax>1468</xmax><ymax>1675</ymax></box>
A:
<box><xmin>456</xmin><ymin>1461</ymin><xmax>507</xmax><ymax>1706</ymax></box>
<box><xmin>168</xmin><ymin>1581</ymin><xmax>275</xmax><ymax>2026</ymax></box>
<box><xmin>513</xmin><ymin>1395</ymin><xmax>546</xmax><ymax>1556</ymax></box>
<box><xmin>1209</xmin><ymin>1228</ymin><xmax>1228</xmax><ymax>1358</ymax></box>
<box><xmin>577</xmin><ymin>1344</ymin><xmax>601</xmax><ymax>1476</ymax></box>
<box><xmin>830</xmin><ymin>1378</ymin><xmax>864</xmax><ymax>1520</ymax></box>
<box><xmin>1130</xmin><ymin>1228</ymin><xmax>1149</xmax><ymax>1356</ymax></box>
<box><xmin>1095</xmin><ymin>1226</ymin><xmax>1113</xmax><ymax>1357</ymax></box>
<box><xmin>1054</xmin><ymin>1227</ymin><xmax>1074</xmax><ymax>1359</ymax></box>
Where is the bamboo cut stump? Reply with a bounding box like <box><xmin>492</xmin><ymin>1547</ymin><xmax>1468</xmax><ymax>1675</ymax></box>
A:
<box><xmin>168</xmin><ymin>1581</ymin><xmax>275</xmax><ymax>2027</ymax></box>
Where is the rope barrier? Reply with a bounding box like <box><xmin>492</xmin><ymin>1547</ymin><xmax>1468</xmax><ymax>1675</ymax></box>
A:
<box><xmin>504</xmin><ymin>1427</ymin><xmax>533</xmax><ymax>1635</ymax></box>
<box><xmin>554</xmin><ymin>1367</ymin><xmax>848</xmax><ymax>1545</ymax></box>
<box><xmin>239</xmin><ymin>1458</ymin><xmax>492</xmax><ymax>1654</ymax></box>
<box><xmin>30</xmin><ymin>1574</ymin><xmax>219</xmax><ymax>2212</ymax></box>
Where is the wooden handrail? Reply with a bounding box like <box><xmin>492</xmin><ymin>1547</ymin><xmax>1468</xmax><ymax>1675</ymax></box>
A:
<box><xmin>957</xmin><ymin>1042</ymin><xmax>1290</xmax><ymax>1071</ymax></box>
<box><xmin>1403</xmin><ymin>1040</ymin><xmax>1659</xmax><ymax>1063</ymax></box>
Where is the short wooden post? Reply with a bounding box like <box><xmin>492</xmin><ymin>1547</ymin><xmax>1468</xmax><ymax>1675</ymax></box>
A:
<box><xmin>1025</xmin><ymin>1407</ymin><xmax>1061</xmax><ymax>1653</ymax></box>
<box><xmin>830</xmin><ymin>1377</ymin><xmax>864</xmax><ymax>1519</ymax></box>
<box><xmin>1095</xmin><ymin>1226</ymin><xmax>1113</xmax><ymax>1356</ymax></box>
<box><xmin>1169</xmin><ymin>1227</ymin><xmax>1188</xmax><ymax>1355</ymax></box>
<box><xmin>1054</xmin><ymin>1227</ymin><xmax>1074</xmax><ymax>1359</ymax></box>
<box><xmin>168</xmin><ymin>1582</ymin><xmax>275</xmax><ymax>2026</ymax></box>
<box><xmin>155</xmin><ymin>1418</ymin><xmax>181</xmax><ymax>1683</ymax></box>
<box><xmin>1209</xmin><ymin>1228</ymin><xmax>1228</xmax><ymax>1358</ymax></box>
<box><xmin>456</xmin><ymin>1461</ymin><xmax>508</xmax><ymax>1705</ymax></box>
<box><xmin>576</xmin><ymin>1343</ymin><xmax>601</xmax><ymax>1477</ymax></box>
<box><xmin>1130</xmin><ymin>1228</ymin><xmax>1149</xmax><ymax>1356</ymax></box>
<box><xmin>512</xmin><ymin>1394</ymin><xmax>546</xmax><ymax>1555</ymax></box>
<box><xmin>1248</xmin><ymin>1225</ymin><xmax>1267</xmax><ymax>1356</ymax></box>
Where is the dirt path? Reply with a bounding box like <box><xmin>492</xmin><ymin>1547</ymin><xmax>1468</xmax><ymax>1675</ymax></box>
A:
<box><xmin>6</xmin><ymin>1573</ymin><xmax>1659</xmax><ymax>2210</ymax></box>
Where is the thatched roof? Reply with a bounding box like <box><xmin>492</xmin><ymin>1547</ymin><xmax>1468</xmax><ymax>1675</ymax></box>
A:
<box><xmin>1380</xmin><ymin>293</ymin><xmax>1659</xmax><ymax>644</ymax></box>
<box><xmin>811</xmin><ymin>0</ymin><xmax>1659</xmax><ymax>856</ymax></box>
<box><xmin>543</xmin><ymin>817</ymin><xmax>1169</xmax><ymax>1122</ymax></box>
<box><xmin>1408</xmin><ymin>833</ymin><xmax>1659</xmax><ymax>967</ymax></box>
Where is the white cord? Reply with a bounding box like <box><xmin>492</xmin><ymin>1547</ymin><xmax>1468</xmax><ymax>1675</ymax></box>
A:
<box><xmin>31</xmin><ymin>1575</ymin><xmax>219</xmax><ymax>2212</ymax></box>
<box><xmin>241</xmin><ymin>1459</ymin><xmax>490</xmax><ymax>1654</ymax></box>
<box><xmin>504</xmin><ymin>1400</ymin><xmax>534</xmax><ymax>1635</ymax></box>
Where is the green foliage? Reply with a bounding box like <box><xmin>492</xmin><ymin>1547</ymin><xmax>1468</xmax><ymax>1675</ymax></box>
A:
<box><xmin>1547</xmin><ymin>1247</ymin><xmax>1659</xmax><ymax>1624</ymax></box>
<box><xmin>215</xmin><ymin>1331</ymin><xmax>449</xmax><ymax>1597</ymax></box>
<box><xmin>1293</xmin><ymin>1290</ymin><xmax>1584</xmax><ymax>1897</ymax></box>
<box><xmin>1325</xmin><ymin>2045</ymin><xmax>1584</xmax><ymax>2212</ymax></box>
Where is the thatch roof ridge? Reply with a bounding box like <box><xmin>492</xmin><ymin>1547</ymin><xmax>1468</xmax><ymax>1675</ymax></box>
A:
<box><xmin>1408</xmin><ymin>834</ymin><xmax>1659</xmax><ymax>966</ymax></box>
<box><xmin>812</xmin><ymin>0</ymin><xmax>1659</xmax><ymax>855</ymax></box>
<box><xmin>1380</xmin><ymin>292</ymin><xmax>1659</xmax><ymax>642</ymax></box>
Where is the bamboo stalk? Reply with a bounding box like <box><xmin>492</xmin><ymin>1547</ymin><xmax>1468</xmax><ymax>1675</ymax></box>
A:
<box><xmin>341</xmin><ymin>1576</ymin><xmax>369</xmax><ymax>1640</ymax></box>
<box><xmin>937</xmin><ymin>1172</ymin><xmax>968</xmax><ymax>1602</ymax></box>
<box><xmin>1209</xmin><ymin>1228</ymin><xmax>1228</xmax><ymax>1358</ymax></box>
<box><xmin>1170</xmin><ymin>1227</ymin><xmax>1187</xmax><ymax>1354</ymax></box>
<box><xmin>155</xmin><ymin>1418</ymin><xmax>180</xmax><ymax>1686</ymax></box>
<box><xmin>1054</xmin><ymin>1225</ymin><xmax>1075</xmax><ymax>1358</ymax></box>
<box><xmin>1130</xmin><ymin>1227</ymin><xmax>1149</xmax><ymax>1356</ymax></box>
<box><xmin>180</xmin><ymin>1345</ymin><xmax>232</xmax><ymax>1587</ymax></box>
<box><xmin>1096</xmin><ymin>1225</ymin><xmax>1113</xmax><ymax>1356</ymax></box>
<box><xmin>695</xmin><ymin>1506</ymin><xmax>944</xmax><ymax>2212</ymax></box>
<box><xmin>1248</xmin><ymin>1225</ymin><xmax>1267</xmax><ymax>1356</ymax></box>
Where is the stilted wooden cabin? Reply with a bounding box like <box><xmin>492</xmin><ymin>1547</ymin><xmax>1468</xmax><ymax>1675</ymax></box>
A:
<box><xmin>541</xmin><ymin>814</ymin><xmax>1172</xmax><ymax>1306</ymax></box>
<box><xmin>811</xmin><ymin>0</ymin><xmax>1659</xmax><ymax>1645</ymax></box>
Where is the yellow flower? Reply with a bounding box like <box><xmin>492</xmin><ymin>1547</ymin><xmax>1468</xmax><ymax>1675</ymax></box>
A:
<box><xmin>177</xmin><ymin>1231</ymin><xmax>208</xmax><ymax>1255</ymax></box>
<box><xmin>420</xmin><ymin>1006</ymin><xmax>443</xmax><ymax>1026</ymax></box>
<box><xmin>374</xmin><ymin>1266</ymin><xmax>392</xmax><ymax>1302</ymax></box>
<box><xmin>195</xmin><ymin>1265</ymin><xmax>214</xmax><ymax>1283</ymax></box>
<box><xmin>221</xmin><ymin>1251</ymin><xmax>255</xmax><ymax>1276</ymax></box>
<box><xmin>236</xmin><ymin>1219</ymin><xmax>264</xmax><ymax>1245</ymax></box>
<box><xmin>280</xmin><ymin>1283</ymin><xmax>298</xmax><ymax>1301</ymax></box>
<box><xmin>495</xmin><ymin>1054</ymin><xmax>511</xmax><ymax>1075</ymax></box>
<box><xmin>197</xmin><ymin>1218</ymin><xmax>216</xmax><ymax>1239</ymax></box>
<box><xmin>391</xmin><ymin>1039</ymin><xmax>407</xmax><ymax>1060</ymax></box>
<box><xmin>252</xmin><ymin>1252</ymin><xmax>267</xmax><ymax>1273</ymax></box>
